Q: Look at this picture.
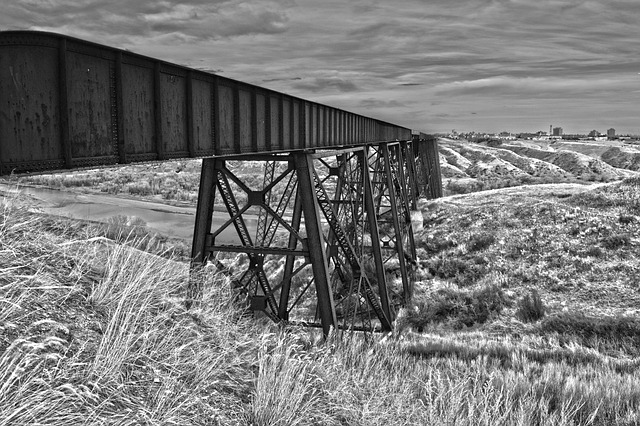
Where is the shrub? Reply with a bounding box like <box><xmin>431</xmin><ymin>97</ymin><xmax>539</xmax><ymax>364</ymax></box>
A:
<box><xmin>420</xmin><ymin>236</ymin><xmax>458</xmax><ymax>254</ymax></box>
<box><xmin>101</xmin><ymin>215</ymin><xmax>166</xmax><ymax>253</ymax></box>
<box><xmin>515</xmin><ymin>289</ymin><xmax>546</xmax><ymax>322</ymax></box>
<box><xmin>568</xmin><ymin>191</ymin><xmax>616</xmax><ymax>209</ymax></box>
<box><xmin>567</xmin><ymin>225</ymin><xmax>580</xmax><ymax>236</ymax></box>
<box><xmin>427</xmin><ymin>257</ymin><xmax>468</xmax><ymax>279</ymax></box>
<box><xmin>403</xmin><ymin>284</ymin><xmax>508</xmax><ymax>331</ymax></box>
<box><xmin>444</xmin><ymin>180</ymin><xmax>477</xmax><ymax>195</ymax></box>
<box><xmin>618</xmin><ymin>214</ymin><xmax>635</xmax><ymax>224</ymax></box>
<box><xmin>621</xmin><ymin>176</ymin><xmax>640</xmax><ymax>187</ymax></box>
<box><xmin>601</xmin><ymin>233</ymin><xmax>631</xmax><ymax>249</ymax></box>
<box><xmin>127</xmin><ymin>182</ymin><xmax>152</xmax><ymax>196</ymax></box>
<box><xmin>467</xmin><ymin>232</ymin><xmax>496</xmax><ymax>252</ymax></box>
<box><xmin>583</xmin><ymin>246</ymin><xmax>604</xmax><ymax>258</ymax></box>
<box><xmin>426</xmin><ymin>257</ymin><xmax>486</xmax><ymax>287</ymax></box>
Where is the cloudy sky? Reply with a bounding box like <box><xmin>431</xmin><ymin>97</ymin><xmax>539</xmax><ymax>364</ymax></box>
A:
<box><xmin>2</xmin><ymin>0</ymin><xmax>638</xmax><ymax>134</ymax></box>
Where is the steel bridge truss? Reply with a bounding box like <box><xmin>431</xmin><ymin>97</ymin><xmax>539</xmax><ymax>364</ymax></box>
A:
<box><xmin>189</xmin><ymin>138</ymin><xmax>439</xmax><ymax>335</ymax></box>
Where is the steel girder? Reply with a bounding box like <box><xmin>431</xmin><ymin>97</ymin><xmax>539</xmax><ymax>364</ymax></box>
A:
<box><xmin>189</xmin><ymin>143</ymin><xmax>428</xmax><ymax>335</ymax></box>
<box><xmin>366</xmin><ymin>143</ymin><xmax>418</xmax><ymax>305</ymax></box>
<box><xmin>413</xmin><ymin>135</ymin><xmax>443</xmax><ymax>200</ymax></box>
<box><xmin>310</xmin><ymin>150</ymin><xmax>392</xmax><ymax>333</ymax></box>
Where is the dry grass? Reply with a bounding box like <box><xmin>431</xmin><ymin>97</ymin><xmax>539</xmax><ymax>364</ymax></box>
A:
<box><xmin>8</xmin><ymin>160</ymin><xmax>202</xmax><ymax>205</ymax></box>
<box><xmin>3</xmin><ymin>177</ymin><xmax>640</xmax><ymax>424</ymax></box>
<box><xmin>0</xmin><ymin>194</ymin><xmax>257</xmax><ymax>424</ymax></box>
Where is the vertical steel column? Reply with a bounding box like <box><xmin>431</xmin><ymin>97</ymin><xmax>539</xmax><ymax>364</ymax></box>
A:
<box><xmin>417</xmin><ymin>141</ymin><xmax>432</xmax><ymax>199</ymax></box>
<box><xmin>429</xmin><ymin>137</ymin><xmax>444</xmax><ymax>198</ymax></box>
<box><xmin>188</xmin><ymin>157</ymin><xmax>217</xmax><ymax>305</ymax></box>
<box><xmin>255</xmin><ymin>161</ymin><xmax>276</xmax><ymax>245</ymax></box>
<box><xmin>361</xmin><ymin>148</ymin><xmax>393</xmax><ymax>322</ymax></box>
<box><xmin>394</xmin><ymin>144</ymin><xmax>417</xmax><ymax>279</ymax></box>
<box><xmin>294</xmin><ymin>152</ymin><xmax>338</xmax><ymax>336</ymax></box>
<box><xmin>278</xmin><ymin>188</ymin><xmax>303</xmax><ymax>320</ymax></box>
<box><xmin>325</xmin><ymin>155</ymin><xmax>344</xmax><ymax>261</ymax></box>
<box><xmin>419</xmin><ymin>138</ymin><xmax>443</xmax><ymax>200</ymax></box>
<box><xmin>191</xmin><ymin>158</ymin><xmax>217</xmax><ymax>264</ymax></box>
<box><xmin>381</xmin><ymin>143</ymin><xmax>411</xmax><ymax>302</ymax></box>
<box><xmin>401</xmin><ymin>140</ymin><xmax>419</xmax><ymax>210</ymax></box>
<box><xmin>412</xmin><ymin>135</ymin><xmax>426</xmax><ymax>199</ymax></box>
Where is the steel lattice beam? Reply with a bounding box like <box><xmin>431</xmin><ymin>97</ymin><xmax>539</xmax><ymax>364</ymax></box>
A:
<box><xmin>189</xmin><ymin>141</ymin><xmax>440</xmax><ymax>336</ymax></box>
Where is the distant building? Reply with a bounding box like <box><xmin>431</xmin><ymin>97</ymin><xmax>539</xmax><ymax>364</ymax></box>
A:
<box><xmin>498</xmin><ymin>131</ymin><xmax>515</xmax><ymax>140</ymax></box>
<box><xmin>552</xmin><ymin>127</ymin><xmax>563</xmax><ymax>136</ymax></box>
<box><xmin>588</xmin><ymin>130</ymin><xmax>601</xmax><ymax>138</ymax></box>
<box><xmin>607</xmin><ymin>128</ymin><xmax>616</xmax><ymax>137</ymax></box>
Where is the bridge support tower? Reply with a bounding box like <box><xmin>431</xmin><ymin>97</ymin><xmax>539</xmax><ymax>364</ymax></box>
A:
<box><xmin>189</xmin><ymin>136</ymin><xmax>441</xmax><ymax>335</ymax></box>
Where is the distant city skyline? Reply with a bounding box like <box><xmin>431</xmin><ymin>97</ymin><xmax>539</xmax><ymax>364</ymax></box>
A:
<box><xmin>448</xmin><ymin>126</ymin><xmax>637</xmax><ymax>137</ymax></box>
<box><xmin>1</xmin><ymin>0</ymin><xmax>638</xmax><ymax>135</ymax></box>
<box><xmin>444</xmin><ymin>127</ymin><xmax>640</xmax><ymax>138</ymax></box>
<box><xmin>448</xmin><ymin>126</ymin><xmax>640</xmax><ymax>136</ymax></box>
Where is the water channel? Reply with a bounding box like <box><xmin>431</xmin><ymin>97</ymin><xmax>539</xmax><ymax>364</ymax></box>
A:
<box><xmin>0</xmin><ymin>183</ymin><xmax>255</xmax><ymax>244</ymax></box>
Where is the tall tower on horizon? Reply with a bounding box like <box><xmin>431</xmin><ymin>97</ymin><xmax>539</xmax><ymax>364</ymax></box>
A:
<box><xmin>550</xmin><ymin>125</ymin><xmax>553</xmax><ymax>135</ymax></box>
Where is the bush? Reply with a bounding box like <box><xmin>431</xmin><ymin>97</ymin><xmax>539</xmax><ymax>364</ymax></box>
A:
<box><xmin>403</xmin><ymin>284</ymin><xmax>508</xmax><ymax>330</ymax></box>
<box><xmin>618</xmin><ymin>214</ymin><xmax>635</xmax><ymax>224</ymax></box>
<box><xmin>420</xmin><ymin>236</ymin><xmax>458</xmax><ymax>254</ymax></box>
<box><xmin>583</xmin><ymin>246</ymin><xmax>604</xmax><ymax>258</ymax></box>
<box><xmin>467</xmin><ymin>232</ymin><xmax>496</xmax><ymax>252</ymax></box>
<box><xmin>127</xmin><ymin>182</ymin><xmax>152</xmax><ymax>196</ymax></box>
<box><xmin>426</xmin><ymin>257</ymin><xmax>486</xmax><ymax>287</ymax></box>
<box><xmin>444</xmin><ymin>180</ymin><xmax>482</xmax><ymax>195</ymax></box>
<box><xmin>601</xmin><ymin>233</ymin><xmax>631</xmax><ymax>249</ymax></box>
<box><xmin>515</xmin><ymin>289</ymin><xmax>545</xmax><ymax>322</ymax></box>
<box><xmin>427</xmin><ymin>257</ymin><xmax>468</xmax><ymax>279</ymax></box>
<box><xmin>101</xmin><ymin>215</ymin><xmax>166</xmax><ymax>253</ymax></box>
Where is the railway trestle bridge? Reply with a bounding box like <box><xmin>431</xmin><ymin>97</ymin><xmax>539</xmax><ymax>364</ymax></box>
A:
<box><xmin>0</xmin><ymin>31</ymin><xmax>442</xmax><ymax>335</ymax></box>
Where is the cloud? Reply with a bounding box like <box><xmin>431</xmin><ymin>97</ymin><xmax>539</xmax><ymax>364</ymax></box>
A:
<box><xmin>358</xmin><ymin>98</ymin><xmax>405</xmax><ymax>109</ymax></box>
<box><xmin>1</xmin><ymin>0</ymin><xmax>639</xmax><ymax>133</ymax></box>
<box><xmin>434</xmin><ymin>75</ymin><xmax>632</xmax><ymax>98</ymax></box>
<box><xmin>0</xmin><ymin>0</ymin><xmax>291</xmax><ymax>41</ymax></box>
<box><xmin>262</xmin><ymin>77</ymin><xmax>302</xmax><ymax>83</ymax></box>
<box><xmin>293</xmin><ymin>78</ymin><xmax>359</xmax><ymax>93</ymax></box>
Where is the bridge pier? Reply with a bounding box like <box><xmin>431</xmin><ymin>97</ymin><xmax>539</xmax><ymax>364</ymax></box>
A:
<box><xmin>189</xmin><ymin>137</ymin><xmax>440</xmax><ymax>335</ymax></box>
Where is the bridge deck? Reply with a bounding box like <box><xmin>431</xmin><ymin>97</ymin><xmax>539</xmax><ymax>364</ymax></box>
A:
<box><xmin>0</xmin><ymin>31</ymin><xmax>419</xmax><ymax>175</ymax></box>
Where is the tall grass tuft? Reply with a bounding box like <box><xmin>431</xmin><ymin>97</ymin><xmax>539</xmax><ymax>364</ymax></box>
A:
<box><xmin>245</xmin><ymin>334</ymin><xmax>329</xmax><ymax>426</ymax></box>
<box><xmin>401</xmin><ymin>284</ymin><xmax>508</xmax><ymax>331</ymax></box>
<box><xmin>516</xmin><ymin>289</ymin><xmax>546</xmax><ymax>322</ymax></box>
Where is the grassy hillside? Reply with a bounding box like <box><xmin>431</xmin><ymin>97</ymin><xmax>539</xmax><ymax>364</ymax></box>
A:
<box><xmin>439</xmin><ymin>139</ymin><xmax>640</xmax><ymax>195</ymax></box>
<box><xmin>3</xmin><ymin>176</ymin><xmax>640</xmax><ymax>424</ymax></box>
